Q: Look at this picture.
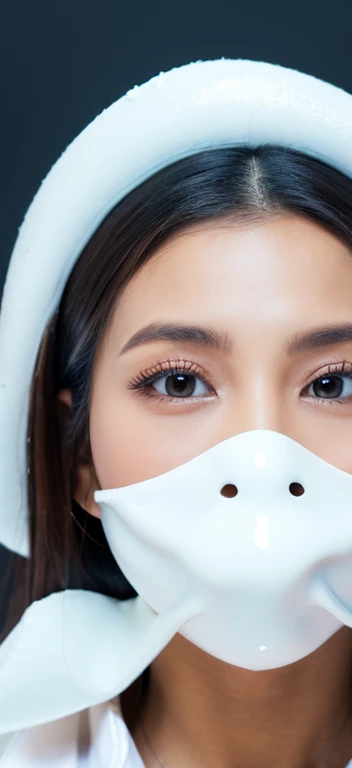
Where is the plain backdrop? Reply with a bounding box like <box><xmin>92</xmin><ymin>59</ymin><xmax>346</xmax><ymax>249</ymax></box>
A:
<box><xmin>1</xmin><ymin>0</ymin><xmax>352</xmax><ymax>618</ymax></box>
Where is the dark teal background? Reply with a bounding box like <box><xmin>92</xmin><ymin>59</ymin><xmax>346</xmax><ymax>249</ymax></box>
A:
<box><xmin>1</xmin><ymin>0</ymin><xmax>352</xmax><ymax>288</ymax></box>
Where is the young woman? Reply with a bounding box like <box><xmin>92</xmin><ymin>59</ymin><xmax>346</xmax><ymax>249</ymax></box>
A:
<box><xmin>1</xmin><ymin>59</ymin><xmax>352</xmax><ymax>768</ymax></box>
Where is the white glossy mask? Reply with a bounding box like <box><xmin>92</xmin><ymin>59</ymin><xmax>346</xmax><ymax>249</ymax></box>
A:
<box><xmin>3</xmin><ymin>428</ymin><xmax>352</xmax><ymax>735</ymax></box>
<box><xmin>96</xmin><ymin>429</ymin><xmax>352</xmax><ymax>671</ymax></box>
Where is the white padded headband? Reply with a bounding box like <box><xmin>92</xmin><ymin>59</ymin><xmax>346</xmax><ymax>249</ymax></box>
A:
<box><xmin>1</xmin><ymin>57</ymin><xmax>352</xmax><ymax>557</ymax></box>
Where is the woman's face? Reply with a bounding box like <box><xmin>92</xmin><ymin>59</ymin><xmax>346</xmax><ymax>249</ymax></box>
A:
<box><xmin>59</xmin><ymin>213</ymin><xmax>352</xmax><ymax>516</ymax></box>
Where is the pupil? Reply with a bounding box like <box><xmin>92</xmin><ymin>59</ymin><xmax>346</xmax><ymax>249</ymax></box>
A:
<box><xmin>166</xmin><ymin>374</ymin><xmax>195</xmax><ymax>397</ymax></box>
<box><xmin>313</xmin><ymin>375</ymin><xmax>343</xmax><ymax>398</ymax></box>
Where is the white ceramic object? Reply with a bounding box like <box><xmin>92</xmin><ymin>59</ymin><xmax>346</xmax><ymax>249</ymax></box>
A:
<box><xmin>1</xmin><ymin>430</ymin><xmax>352</xmax><ymax>731</ymax></box>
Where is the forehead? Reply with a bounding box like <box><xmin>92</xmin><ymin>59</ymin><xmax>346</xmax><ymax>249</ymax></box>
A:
<box><xmin>114</xmin><ymin>215</ymin><xmax>352</xmax><ymax>330</ymax></box>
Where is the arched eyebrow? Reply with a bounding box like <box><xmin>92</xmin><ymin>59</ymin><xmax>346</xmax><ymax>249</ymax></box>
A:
<box><xmin>284</xmin><ymin>323</ymin><xmax>352</xmax><ymax>355</ymax></box>
<box><xmin>119</xmin><ymin>323</ymin><xmax>233</xmax><ymax>356</ymax></box>
<box><xmin>118</xmin><ymin>322</ymin><xmax>352</xmax><ymax>357</ymax></box>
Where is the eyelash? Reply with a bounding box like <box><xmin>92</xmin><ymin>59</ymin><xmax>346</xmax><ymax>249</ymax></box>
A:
<box><xmin>126</xmin><ymin>359</ymin><xmax>352</xmax><ymax>405</ymax></box>
<box><xmin>127</xmin><ymin>359</ymin><xmax>211</xmax><ymax>404</ymax></box>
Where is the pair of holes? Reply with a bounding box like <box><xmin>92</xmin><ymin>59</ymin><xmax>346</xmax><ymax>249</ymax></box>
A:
<box><xmin>220</xmin><ymin>482</ymin><xmax>305</xmax><ymax>498</ymax></box>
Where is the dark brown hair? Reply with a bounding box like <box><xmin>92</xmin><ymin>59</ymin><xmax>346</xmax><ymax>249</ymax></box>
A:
<box><xmin>2</xmin><ymin>145</ymin><xmax>352</xmax><ymax>712</ymax></box>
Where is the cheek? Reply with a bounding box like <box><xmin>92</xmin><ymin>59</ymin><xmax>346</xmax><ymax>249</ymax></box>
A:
<box><xmin>311</xmin><ymin>428</ymin><xmax>352</xmax><ymax>476</ymax></box>
<box><xmin>294</xmin><ymin>415</ymin><xmax>352</xmax><ymax>475</ymax></box>
<box><xmin>89</xmin><ymin>385</ymin><xmax>194</xmax><ymax>490</ymax></box>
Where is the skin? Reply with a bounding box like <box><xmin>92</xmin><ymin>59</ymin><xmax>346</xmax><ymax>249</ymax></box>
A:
<box><xmin>58</xmin><ymin>214</ymin><xmax>352</xmax><ymax>768</ymax></box>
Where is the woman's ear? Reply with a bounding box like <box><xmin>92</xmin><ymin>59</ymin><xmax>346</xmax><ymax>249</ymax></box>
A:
<box><xmin>56</xmin><ymin>388</ymin><xmax>101</xmax><ymax>519</ymax></box>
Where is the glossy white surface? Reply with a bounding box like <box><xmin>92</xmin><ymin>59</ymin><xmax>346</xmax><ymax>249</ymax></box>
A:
<box><xmin>96</xmin><ymin>429</ymin><xmax>352</xmax><ymax>671</ymax></box>
<box><xmin>2</xmin><ymin>431</ymin><xmax>352</xmax><ymax>734</ymax></box>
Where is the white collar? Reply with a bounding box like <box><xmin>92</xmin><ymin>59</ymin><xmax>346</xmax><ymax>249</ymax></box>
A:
<box><xmin>0</xmin><ymin>697</ymin><xmax>145</xmax><ymax>768</ymax></box>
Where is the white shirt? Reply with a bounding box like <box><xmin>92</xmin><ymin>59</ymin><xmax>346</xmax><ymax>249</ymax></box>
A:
<box><xmin>0</xmin><ymin>697</ymin><xmax>146</xmax><ymax>768</ymax></box>
<box><xmin>1</xmin><ymin>699</ymin><xmax>352</xmax><ymax>768</ymax></box>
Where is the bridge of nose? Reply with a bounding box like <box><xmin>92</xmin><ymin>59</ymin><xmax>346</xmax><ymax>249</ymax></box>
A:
<box><xmin>213</xmin><ymin>429</ymin><xmax>306</xmax><ymax>489</ymax></box>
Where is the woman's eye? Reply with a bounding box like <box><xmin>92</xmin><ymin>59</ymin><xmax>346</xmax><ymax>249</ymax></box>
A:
<box><xmin>152</xmin><ymin>372</ymin><xmax>210</xmax><ymax>398</ymax></box>
<box><xmin>306</xmin><ymin>373</ymin><xmax>352</xmax><ymax>400</ymax></box>
<box><xmin>131</xmin><ymin>366</ymin><xmax>352</xmax><ymax>403</ymax></box>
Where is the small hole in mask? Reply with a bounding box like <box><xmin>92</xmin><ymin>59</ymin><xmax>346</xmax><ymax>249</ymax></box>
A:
<box><xmin>289</xmin><ymin>482</ymin><xmax>305</xmax><ymax>497</ymax></box>
<box><xmin>220</xmin><ymin>484</ymin><xmax>238</xmax><ymax>498</ymax></box>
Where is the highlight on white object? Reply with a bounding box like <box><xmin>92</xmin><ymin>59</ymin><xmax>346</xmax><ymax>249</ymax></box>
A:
<box><xmin>2</xmin><ymin>430</ymin><xmax>352</xmax><ymax>733</ymax></box>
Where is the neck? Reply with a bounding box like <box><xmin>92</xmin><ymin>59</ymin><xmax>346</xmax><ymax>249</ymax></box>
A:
<box><xmin>125</xmin><ymin>626</ymin><xmax>352</xmax><ymax>768</ymax></box>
